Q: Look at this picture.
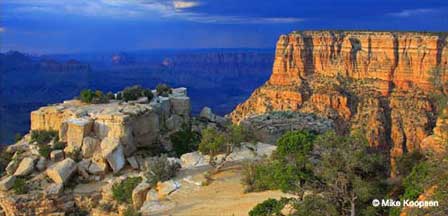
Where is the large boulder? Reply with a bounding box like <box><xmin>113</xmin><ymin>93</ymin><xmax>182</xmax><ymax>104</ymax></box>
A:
<box><xmin>46</xmin><ymin>158</ymin><xmax>77</xmax><ymax>184</ymax></box>
<box><xmin>81</xmin><ymin>136</ymin><xmax>100</xmax><ymax>158</ymax></box>
<box><xmin>64</xmin><ymin>118</ymin><xmax>93</xmax><ymax>152</ymax></box>
<box><xmin>36</xmin><ymin>157</ymin><xmax>48</xmax><ymax>171</ymax></box>
<box><xmin>157</xmin><ymin>180</ymin><xmax>180</xmax><ymax>199</ymax></box>
<box><xmin>14</xmin><ymin>157</ymin><xmax>36</xmax><ymax>176</ymax></box>
<box><xmin>0</xmin><ymin>176</ymin><xmax>16</xmax><ymax>191</ymax></box>
<box><xmin>132</xmin><ymin>182</ymin><xmax>151</xmax><ymax>209</ymax></box>
<box><xmin>199</xmin><ymin>107</ymin><xmax>216</xmax><ymax>122</ymax></box>
<box><xmin>100</xmin><ymin>137</ymin><xmax>125</xmax><ymax>173</ymax></box>
<box><xmin>5</xmin><ymin>160</ymin><xmax>19</xmax><ymax>175</ymax></box>
<box><xmin>50</xmin><ymin>150</ymin><xmax>64</xmax><ymax>161</ymax></box>
<box><xmin>180</xmin><ymin>152</ymin><xmax>208</xmax><ymax>168</ymax></box>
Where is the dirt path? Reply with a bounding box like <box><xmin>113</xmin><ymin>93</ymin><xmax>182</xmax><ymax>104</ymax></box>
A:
<box><xmin>158</xmin><ymin>165</ymin><xmax>294</xmax><ymax>216</ymax></box>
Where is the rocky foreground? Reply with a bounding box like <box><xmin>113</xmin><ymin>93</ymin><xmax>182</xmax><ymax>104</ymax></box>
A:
<box><xmin>0</xmin><ymin>85</ymin><xmax>321</xmax><ymax>215</ymax></box>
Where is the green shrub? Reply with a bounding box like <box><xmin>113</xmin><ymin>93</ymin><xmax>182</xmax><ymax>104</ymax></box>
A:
<box><xmin>12</xmin><ymin>177</ymin><xmax>27</xmax><ymax>194</ymax></box>
<box><xmin>242</xmin><ymin>131</ymin><xmax>316</xmax><ymax>193</ymax></box>
<box><xmin>401</xmin><ymin>161</ymin><xmax>432</xmax><ymax>200</ymax></box>
<box><xmin>79</xmin><ymin>89</ymin><xmax>109</xmax><ymax>104</ymax></box>
<box><xmin>123</xmin><ymin>207</ymin><xmax>141</xmax><ymax>216</ymax></box>
<box><xmin>38</xmin><ymin>144</ymin><xmax>52</xmax><ymax>158</ymax></box>
<box><xmin>156</xmin><ymin>83</ymin><xmax>172</xmax><ymax>97</ymax></box>
<box><xmin>249</xmin><ymin>198</ymin><xmax>289</xmax><ymax>216</ymax></box>
<box><xmin>80</xmin><ymin>89</ymin><xmax>95</xmax><ymax>103</ymax></box>
<box><xmin>144</xmin><ymin>155</ymin><xmax>180</xmax><ymax>186</ymax></box>
<box><xmin>53</xmin><ymin>141</ymin><xmax>65</xmax><ymax>150</ymax></box>
<box><xmin>170</xmin><ymin>125</ymin><xmax>201</xmax><ymax>157</ymax></box>
<box><xmin>14</xmin><ymin>133</ymin><xmax>23</xmax><ymax>143</ymax></box>
<box><xmin>31</xmin><ymin>130</ymin><xmax>58</xmax><ymax>145</ymax></box>
<box><xmin>112</xmin><ymin>177</ymin><xmax>142</xmax><ymax>203</ymax></box>
<box><xmin>294</xmin><ymin>195</ymin><xmax>338</xmax><ymax>216</ymax></box>
<box><xmin>122</xmin><ymin>85</ymin><xmax>143</xmax><ymax>101</ymax></box>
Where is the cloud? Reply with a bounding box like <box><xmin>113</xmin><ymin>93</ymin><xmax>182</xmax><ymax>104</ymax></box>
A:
<box><xmin>388</xmin><ymin>8</ymin><xmax>437</xmax><ymax>17</ymax></box>
<box><xmin>2</xmin><ymin>0</ymin><xmax>303</xmax><ymax>24</ymax></box>
<box><xmin>173</xmin><ymin>0</ymin><xmax>200</xmax><ymax>10</ymax></box>
<box><xmin>0</xmin><ymin>27</ymin><xmax>5</xmax><ymax>32</ymax></box>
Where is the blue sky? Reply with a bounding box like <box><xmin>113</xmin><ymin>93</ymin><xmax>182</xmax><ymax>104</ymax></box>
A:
<box><xmin>1</xmin><ymin>0</ymin><xmax>448</xmax><ymax>54</ymax></box>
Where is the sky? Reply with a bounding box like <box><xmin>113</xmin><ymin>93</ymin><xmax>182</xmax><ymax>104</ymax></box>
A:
<box><xmin>1</xmin><ymin>0</ymin><xmax>448</xmax><ymax>54</ymax></box>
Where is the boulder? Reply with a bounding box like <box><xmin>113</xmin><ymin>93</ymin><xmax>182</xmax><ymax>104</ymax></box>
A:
<box><xmin>255</xmin><ymin>142</ymin><xmax>277</xmax><ymax>157</ymax></box>
<box><xmin>157</xmin><ymin>180</ymin><xmax>180</xmax><ymax>199</ymax></box>
<box><xmin>50</xmin><ymin>150</ymin><xmax>64</xmax><ymax>161</ymax></box>
<box><xmin>5</xmin><ymin>160</ymin><xmax>19</xmax><ymax>175</ymax></box>
<box><xmin>82</xmin><ymin>136</ymin><xmax>100</xmax><ymax>158</ymax></box>
<box><xmin>170</xmin><ymin>96</ymin><xmax>191</xmax><ymax>116</ymax></box>
<box><xmin>36</xmin><ymin>157</ymin><xmax>47</xmax><ymax>171</ymax></box>
<box><xmin>132</xmin><ymin>182</ymin><xmax>151</xmax><ymax>209</ymax></box>
<box><xmin>45</xmin><ymin>183</ymin><xmax>64</xmax><ymax>195</ymax></box>
<box><xmin>180</xmin><ymin>152</ymin><xmax>208</xmax><ymax>168</ymax></box>
<box><xmin>65</xmin><ymin>118</ymin><xmax>93</xmax><ymax>151</ymax></box>
<box><xmin>5</xmin><ymin>142</ymin><xmax>29</xmax><ymax>154</ymax></box>
<box><xmin>0</xmin><ymin>176</ymin><xmax>16</xmax><ymax>191</ymax></box>
<box><xmin>100</xmin><ymin>137</ymin><xmax>125</xmax><ymax>173</ymax></box>
<box><xmin>127</xmin><ymin>156</ymin><xmax>139</xmax><ymax>170</ymax></box>
<box><xmin>88</xmin><ymin>159</ymin><xmax>108</xmax><ymax>175</ymax></box>
<box><xmin>46</xmin><ymin>158</ymin><xmax>77</xmax><ymax>184</ymax></box>
<box><xmin>145</xmin><ymin>189</ymin><xmax>158</xmax><ymax>201</ymax></box>
<box><xmin>199</xmin><ymin>107</ymin><xmax>216</xmax><ymax>122</ymax></box>
<box><xmin>140</xmin><ymin>200</ymin><xmax>175</xmax><ymax>216</ymax></box>
<box><xmin>14</xmin><ymin>157</ymin><xmax>35</xmax><ymax>176</ymax></box>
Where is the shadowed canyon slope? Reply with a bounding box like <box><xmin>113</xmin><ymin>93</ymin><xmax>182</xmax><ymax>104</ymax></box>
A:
<box><xmin>231</xmin><ymin>30</ymin><xmax>448</xmax><ymax>173</ymax></box>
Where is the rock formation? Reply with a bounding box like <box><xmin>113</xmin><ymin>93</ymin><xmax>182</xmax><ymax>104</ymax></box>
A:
<box><xmin>231</xmin><ymin>30</ymin><xmax>448</xmax><ymax>173</ymax></box>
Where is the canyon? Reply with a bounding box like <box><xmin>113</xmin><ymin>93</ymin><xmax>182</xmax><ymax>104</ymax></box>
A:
<box><xmin>231</xmin><ymin>30</ymin><xmax>448</xmax><ymax>174</ymax></box>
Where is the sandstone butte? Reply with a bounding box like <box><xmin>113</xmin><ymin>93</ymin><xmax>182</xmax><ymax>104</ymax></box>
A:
<box><xmin>230</xmin><ymin>30</ymin><xmax>448</xmax><ymax>175</ymax></box>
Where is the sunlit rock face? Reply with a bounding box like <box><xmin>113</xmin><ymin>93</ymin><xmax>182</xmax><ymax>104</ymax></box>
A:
<box><xmin>231</xmin><ymin>31</ymin><xmax>448</xmax><ymax>173</ymax></box>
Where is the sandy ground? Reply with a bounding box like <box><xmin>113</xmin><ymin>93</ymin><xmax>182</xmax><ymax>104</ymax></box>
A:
<box><xmin>158</xmin><ymin>165</ymin><xmax>294</xmax><ymax>216</ymax></box>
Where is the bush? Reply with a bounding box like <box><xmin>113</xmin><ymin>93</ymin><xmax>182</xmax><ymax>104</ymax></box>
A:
<box><xmin>169</xmin><ymin>125</ymin><xmax>201</xmax><ymax>157</ymax></box>
<box><xmin>80</xmin><ymin>89</ymin><xmax>94</xmax><ymax>103</ymax></box>
<box><xmin>79</xmin><ymin>89</ymin><xmax>109</xmax><ymax>104</ymax></box>
<box><xmin>198</xmin><ymin>128</ymin><xmax>226</xmax><ymax>156</ymax></box>
<box><xmin>401</xmin><ymin>161</ymin><xmax>432</xmax><ymax>200</ymax></box>
<box><xmin>14</xmin><ymin>133</ymin><xmax>23</xmax><ymax>143</ymax></box>
<box><xmin>249</xmin><ymin>198</ymin><xmax>289</xmax><ymax>216</ymax></box>
<box><xmin>156</xmin><ymin>83</ymin><xmax>172</xmax><ymax>97</ymax></box>
<box><xmin>242</xmin><ymin>131</ymin><xmax>316</xmax><ymax>194</ymax></box>
<box><xmin>144</xmin><ymin>155</ymin><xmax>180</xmax><ymax>186</ymax></box>
<box><xmin>294</xmin><ymin>195</ymin><xmax>338</xmax><ymax>216</ymax></box>
<box><xmin>112</xmin><ymin>177</ymin><xmax>142</xmax><ymax>203</ymax></box>
<box><xmin>31</xmin><ymin>130</ymin><xmax>58</xmax><ymax>145</ymax></box>
<box><xmin>12</xmin><ymin>177</ymin><xmax>27</xmax><ymax>194</ymax></box>
<box><xmin>38</xmin><ymin>144</ymin><xmax>52</xmax><ymax>158</ymax></box>
<box><xmin>122</xmin><ymin>85</ymin><xmax>153</xmax><ymax>102</ymax></box>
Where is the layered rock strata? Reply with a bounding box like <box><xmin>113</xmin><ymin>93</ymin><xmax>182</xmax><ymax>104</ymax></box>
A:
<box><xmin>231</xmin><ymin>31</ymin><xmax>448</xmax><ymax>171</ymax></box>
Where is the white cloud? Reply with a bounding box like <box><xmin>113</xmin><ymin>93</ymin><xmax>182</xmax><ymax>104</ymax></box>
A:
<box><xmin>173</xmin><ymin>0</ymin><xmax>200</xmax><ymax>10</ymax></box>
<box><xmin>0</xmin><ymin>27</ymin><xmax>5</xmax><ymax>32</ymax></box>
<box><xmin>3</xmin><ymin>0</ymin><xmax>303</xmax><ymax>24</ymax></box>
<box><xmin>388</xmin><ymin>8</ymin><xmax>436</xmax><ymax>17</ymax></box>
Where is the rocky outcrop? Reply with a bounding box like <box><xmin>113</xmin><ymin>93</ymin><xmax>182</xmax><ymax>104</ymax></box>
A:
<box><xmin>231</xmin><ymin>31</ymin><xmax>448</xmax><ymax>173</ymax></box>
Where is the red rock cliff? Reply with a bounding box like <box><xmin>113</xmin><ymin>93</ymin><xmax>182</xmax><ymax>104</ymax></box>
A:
<box><xmin>231</xmin><ymin>31</ymin><xmax>448</xmax><ymax>174</ymax></box>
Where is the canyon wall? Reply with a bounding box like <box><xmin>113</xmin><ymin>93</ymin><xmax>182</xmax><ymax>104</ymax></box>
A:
<box><xmin>231</xmin><ymin>31</ymin><xmax>448</xmax><ymax>173</ymax></box>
